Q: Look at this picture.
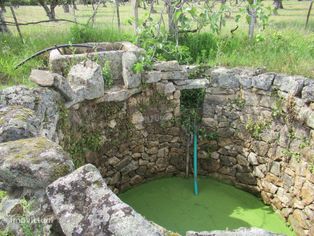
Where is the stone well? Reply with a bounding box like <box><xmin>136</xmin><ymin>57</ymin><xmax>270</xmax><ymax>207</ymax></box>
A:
<box><xmin>49</xmin><ymin>42</ymin><xmax>144</xmax><ymax>88</ymax></box>
<box><xmin>0</xmin><ymin>44</ymin><xmax>313</xmax><ymax>235</ymax></box>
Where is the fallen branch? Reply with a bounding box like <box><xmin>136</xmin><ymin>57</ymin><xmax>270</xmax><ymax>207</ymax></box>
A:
<box><xmin>4</xmin><ymin>18</ymin><xmax>82</xmax><ymax>26</ymax></box>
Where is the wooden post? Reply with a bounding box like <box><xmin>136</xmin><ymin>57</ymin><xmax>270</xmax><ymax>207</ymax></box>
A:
<box><xmin>9</xmin><ymin>6</ymin><xmax>23</xmax><ymax>42</ymax></box>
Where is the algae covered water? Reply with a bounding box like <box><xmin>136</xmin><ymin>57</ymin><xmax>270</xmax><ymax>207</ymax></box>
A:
<box><xmin>119</xmin><ymin>177</ymin><xmax>294</xmax><ymax>235</ymax></box>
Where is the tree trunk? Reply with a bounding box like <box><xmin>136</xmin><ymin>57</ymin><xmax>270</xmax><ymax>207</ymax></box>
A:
<box><xmin>273</xmin><ymin>0</ymin><xmax>283</xmax><ymax>9</ymax></box>
<box><xmin>248</xmin><ymin>0</ymin><xmax>256</xmax><ymax>40</ymax></box>
<box><xmin>0</xmin><ymin>9</ymin><xmax>9</xmax><ymax>33</ymax></box>
<box><xmin>72</xmin><ymin>0</ymin><xmax>78</xmax><ymax>10</ymax></box>
<box><xmin>165</xmin><ymin>0</ymin><xmax>176</xmax><ymax>36</ymax></box>
<box><xmin>0</xmin><ymin>0</ymin><xmax>5</xmax><ymax>12</ymax></box>
<box><xmin>131</xmin><ymin>0</ymin><xmax>139</xmax><ymax>33</ymax></box>
<box><xmin>38</xmin><ymin>0</ymin><xmax>57</xmax><ymax>20</ymax></box>
<box><xmin>50</xmin><ymin>0</ymin><xmax>59</xmax><ymax>20</ymax></box>
<box><xmin>150</xmin><ymin>0</ymin><xmax>156</xmax><ymax>13</ymax></box>
<box><xmin>115</xmin><ymin>0</ymin><xmax>121</xmax><ymax>30</ymax></box>
<box><xmin>63</xmin><ymin>4</ymin><xmax>70</xmax><ymax>13</ymax></box>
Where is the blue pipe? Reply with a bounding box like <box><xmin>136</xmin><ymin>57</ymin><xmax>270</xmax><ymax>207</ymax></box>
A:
<box><xmin>193</xmin><ymin>127</ymin><xmax>199</xmax><ymax>195</ymax></box>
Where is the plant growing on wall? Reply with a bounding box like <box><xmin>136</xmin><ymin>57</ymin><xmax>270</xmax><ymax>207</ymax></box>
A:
<box><xmin>180</xmin><ymin>88</ymin><xmax>205</xmax><ymax>176</ymax></box>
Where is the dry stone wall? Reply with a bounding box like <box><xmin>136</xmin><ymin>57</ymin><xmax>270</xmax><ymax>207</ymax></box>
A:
<box><xmin>58</xmin><ymin>83</ymin><xmax>186</xmax><ymax>193</ymax></box>
<box><xmin>200</xmin><ymin>67</ymin><xmax>314</xmax><ymax>236</ymax></box>
<box><xmin>0</xmin><ymin>42</ymin><xmax>313</xmax><ymax>235</ymax></box>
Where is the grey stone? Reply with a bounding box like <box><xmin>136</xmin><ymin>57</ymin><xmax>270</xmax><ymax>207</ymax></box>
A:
<box><xmin>186</xmin><ymin>227</ymin><xmax>284</xmax><ymax>236</ymax></box>
<box><xmin>122</xmin><ymin>52</ymin><xmax>141</xmax><ymax>89</ymax></box>
<box><xmin>270</xmin><ymin>162</ymin><xmax>281</xmax><ymax>176</ymax></box>
<box><xmin>160</xmin><ymin>71</ymin><xmax>188</xmax><ymax>80</ymax></box>
<box><xmin>153</xmin><ymin>61</ymin><xmax>181</xmax><ymax>72</ymax></box>
<box><xmin>252</xmin><ymin>73</ymin><xmax>275</xmax><ymax>91</ymax></box>
<box><xmin>273</xmin><ymin>74</ymin><xmax>305</xmax><ymax>96</ymax></box>
<box><xmin>67</xmin><ymin>60</ymin><xmax>105</xmax><ymax>101</ymax></box>
<box><xmin>238</xmin><ymin>74</ymin><xmax>253</xmax><ymax>89</ymax></box>
<box><xmin>248</xmin><ymin>152</ymin><xmax>258</xmax><ymax>166</ymax></box>
<box><xmin>302</xmin><ymin>81</ymin><xmax>314</xmax><ymax>103</ymax></box>
<box><xmin>46</xmin><ymin>164</ymin><xmax>166</xmax><ymax>236</ymax></box>
<box><xmin>210</xmin><ymin>67</ymin><xmax>240</xmax><ymax>89</ymax></box>
<box><xmin>0</xmin><ymin>137</ymin><xmax>74</xmax><ymax>189</ymax></box>
<box><xmin>96</xmin><ymin>86</ymin><xmax>141</xmax><ymax>102</ymax></box>
<box><xmin>0</xmin><ymin>86</ymin><xmax>61</xmax><ymax>141</ymax></box>
<box><xmin>29</xmin><ymin>69</ymin><xmax>55</xmax><ymax>86</ymax></box>
<box><xmin>305</xmin><ymin>110</ymin><xmax>314</xmax><ymax>129</ymax></box>
<box><xmin>236</xmin><ymin>173</ymin><xmax>257</xmax><ymax>185</ymax></box>
<box><xmin>143</xmin><ymin>71</ymin><xmax>162</xmax><ymax>83</ymax></box>
<box><xmin>0</xmin><ymin>105</ymin><xmax>39</xmax><ymax>143</ymax></box>
<box><xmin>175</xmin><ymin>79</ymin><xmax>209</xmax><ymax>90</ymax></box>
<box><xmin>30</xmin><ymin>69</ymin><xmax>75</xmax><ymax>102</ymax></box>
<box><xmin>156</xmin><ymin>82</ymin><xmax>176</xmax><ymax>94</ymax></box>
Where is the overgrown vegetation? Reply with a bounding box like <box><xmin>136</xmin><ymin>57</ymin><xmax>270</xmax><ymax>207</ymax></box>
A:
<box><xmin>245</xmin><ymin>117</ymin><xmax>270</xmax><ymax>139</ymax></box>
<box><xmin>1</xmin><ymin>1</ymin><xmax>314</xmax><ymax>87</ymax></box>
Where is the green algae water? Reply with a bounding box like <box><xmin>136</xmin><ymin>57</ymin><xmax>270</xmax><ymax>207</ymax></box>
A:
<box><xmin>119</xmin><ymin>177</ymin><xmax>294</xmax><ymax>236</ymax></box>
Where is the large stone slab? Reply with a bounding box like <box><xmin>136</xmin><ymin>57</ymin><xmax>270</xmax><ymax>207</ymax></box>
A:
<box><xmin>0</xmin><ymin>105</ymin><xmax>39</xmax><ymax>143</ymax></box>
<box><xmin>0</xmin><ymin>137</ymin><xmax>74</xmax><ymax>189</ymax></box>
<box><xmin>46</xmin><ymin>164</ymin><xmax>167</xmax><ymax>236</ymax></box>
<box><xmin>273</xmin><ymin>75</ymin><xmax>304</xmax><ymax>96</ymax></box>
<box><xmin>30</xmin><ymin>69</ymin><xmax>75</xmax><ymax>101</ymax></box>
<box><xmin>252</xmin><ymin>73</ymin><xmax>275</xmax><ymax>91</ymax></box>
<box><xmin>210</xmin><ymin>67</ymin><xmax>240</xmax><ymax>89</ymax></box>
<box><xmin>0</xmin><ymin>86</ymin><xmax>62</xmax><ymax>141</ymax></box>
<box><xmin>174</xmin><ymin>79</ymin><xmax>209</xmax><ymax>90</ymax></box>
<box><xmin>96</xmin><ymin>86</ymin><xmax>141</xmax><ymax>103</ymax></box>
<box><xmin>153</xmin><ymin>61</ymin><xmax>181</xmax><ymax>72</ymax></box>
<box><xmin>122</xmin><ymin>52</ymin><xmax>142</xmax><ymax>89</ymax></box>
<box><xmin>67</xmin><ymin>60</ymin><xmax>105</xmax><ymax>101</ymax></box>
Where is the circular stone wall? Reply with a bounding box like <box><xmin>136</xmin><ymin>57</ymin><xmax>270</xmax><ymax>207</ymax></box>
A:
<box><xmin>0</xmin><ymin>60</ymin><xmax>313</xmax><ymax>235</ymax></box>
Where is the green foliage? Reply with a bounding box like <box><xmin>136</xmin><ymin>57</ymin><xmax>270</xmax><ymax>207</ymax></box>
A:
<box><xmin>271</xmin><ymin>95</ymin><xmax>284</xmax><ymax>118</ymax></box>
<box><xmin>180</xmin><ymin>89</ymin><xmax>205</xmax><ymax>133</ymax></box>
<box><xmin>102</xmin><ymin>61</ymin><xmax>113</xmax><ymax>88</ymax></box>
<box><xmin>132</xmin><ymin>55</ymin><xmax>152</xmax><ymax>74</ymax></box>
<box><xmin>0</xmin><ymin>190</ymin><xmax>7</xmax><ymax>202</ymax></box>
<box><xmin>245</xmin><ymin>117</ymin><xmax>269</xmax><ymax>139</ymax></box>
<box><xmin>66</xmin><ymin>128</ymin><xmax>103</xmax><ymax>168</ymax></box>
<box><xmin>70</xmin><ymin>25</ymin><xmax>131</xmax><ymax>44</ymax></box>
<box><xmin>134</xmin><ymin>16</ymin><xmax>192</xmax><ymax>64</ymax></box>
<box><xmin>231</xmin><ymin>94</ymin><xmax>246</xmax><ymax>109</ymax></box>
<box><xmin>282</xmin><ymin>149</ymin><xmax>301</xmax><ymax>162</ymax></box>
<box><xmin>199</xmin><ymin>128</ymin><xmax>218</xmax><ymax>141</ymax></box>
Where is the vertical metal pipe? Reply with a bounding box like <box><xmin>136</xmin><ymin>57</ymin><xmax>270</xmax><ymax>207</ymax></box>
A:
<box><xmin>193</xmin><ymin>126</ymin><xmax>199</xmax><ymax>195</ymax></box>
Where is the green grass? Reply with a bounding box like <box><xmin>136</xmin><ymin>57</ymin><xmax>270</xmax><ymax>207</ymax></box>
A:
<box><xmin>0</xmin><ymin>1</ymin><xmax>314</xmax><ymax>87</ymax></box>
<box><xmin>119</xmin><ymin>177</ymin><xmax>294</xmax><ymax>236</ymax></box>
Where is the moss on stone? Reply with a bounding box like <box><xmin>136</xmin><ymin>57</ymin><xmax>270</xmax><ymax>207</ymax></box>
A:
<box><xmin>52</xmin><ymin>163</ymin><xmax>71</xmax><ymax>179</ymax></box>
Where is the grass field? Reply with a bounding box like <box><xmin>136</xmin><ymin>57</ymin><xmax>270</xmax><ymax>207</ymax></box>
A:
<box><xmin>0</xmin><ymin>1</ymin><xmax>313</xmax><ymax>87</ymax></box>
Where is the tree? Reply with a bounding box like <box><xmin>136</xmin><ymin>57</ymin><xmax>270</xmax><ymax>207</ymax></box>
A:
<box><xmin>273</xmin><ymin>0</ymin><xmax>283</xmax><ymax>9</ymax></box>
<box><xmin>0</xmin><ymin>0</ymin><xmax>5</xmax><ymax>12</ymax></box>
<box><xmin>38</xmin><ymin>0</ymin><xmax>59</xmax><ymax>20</ymax></box>
<box><xmin>0</xmin><ymin>9</ymin><xmax>9</xmax><ymax>33</ymax></box>
<box><xmin>131</xmin><ymin>0</ymin><xmax>139</xmax><ymax>32</ymax></box>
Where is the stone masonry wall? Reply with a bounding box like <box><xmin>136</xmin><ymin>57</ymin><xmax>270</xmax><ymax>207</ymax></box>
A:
<box><xmin>58</xmin><ymin>83</ymin><xmax>186</xmax><ymax>193</ymax></box>
<box><xmin>199</xmin><ymin>67</ymin><xmax>314</xmax><ymax>236</ymax></box>
<box><xmin>1</xmin><ymin>49</ymin><xmax>314</xmax><ymax>235</ymax></box>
